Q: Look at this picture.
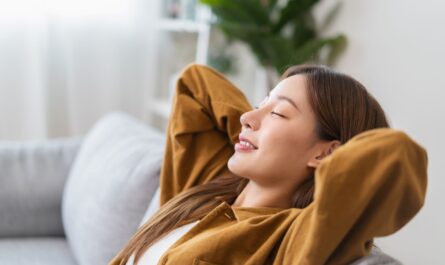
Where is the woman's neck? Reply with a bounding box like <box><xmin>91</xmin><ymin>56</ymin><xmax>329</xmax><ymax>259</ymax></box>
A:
<box><xmin>231</xmin><ymin>180</ymin><xmax>293</xmax><ymax>209</ymax></box>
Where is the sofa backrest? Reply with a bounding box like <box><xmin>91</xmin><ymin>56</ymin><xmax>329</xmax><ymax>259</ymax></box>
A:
<box><xmin>0</xmin><ymin>137</ymin><xmax>82</xmax><ymax>237</ymax></box>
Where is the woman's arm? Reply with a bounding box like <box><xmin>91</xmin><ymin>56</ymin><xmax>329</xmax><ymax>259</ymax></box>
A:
<box><xmin>159</xmin><ymin>64</ymin><xmax>252</xmax><ymax>206</ymax></box>
<box><xmin>275</xmin><ymin>128</ymin><xmax>428</xmax><ymax>265</ymax></box>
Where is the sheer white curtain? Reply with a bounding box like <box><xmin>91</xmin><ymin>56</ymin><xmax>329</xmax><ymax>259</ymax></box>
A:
<box><xmin>0</xmin><ymin>0</ymin><xmax>160</xmax><ymax>140</ymax></box>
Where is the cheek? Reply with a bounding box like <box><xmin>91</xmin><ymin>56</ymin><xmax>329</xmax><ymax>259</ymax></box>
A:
<box><xmin>227</xmin><ymin>126</ymin><xmax>316</xmax><ymax>179</ymax></box>
<box><xmin>262</xmin><ymin>129</ymin><xmax>314</xmax><ymax>163</ymax></box>
<box><xmin>253</xmin><ymin>134</ymin><xmax>295</xmax><ymax>173</ymax></box>
<box><xmin>263</xmin><ymin>129</ymin><xmax>302</xmax><ymax>151</ymax></box>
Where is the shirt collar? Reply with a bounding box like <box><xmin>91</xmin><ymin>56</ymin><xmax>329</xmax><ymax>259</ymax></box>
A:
<box><xmin>219</xmin><ymin>201</ymin><xmax>286</xmax><ymax>221</ymax></box>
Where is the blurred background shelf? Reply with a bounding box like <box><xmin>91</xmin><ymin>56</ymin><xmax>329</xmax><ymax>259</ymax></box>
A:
<box><xmin>147</xmin><ymin>3</ymin><xmax>212</xmax><ymax>131</ymax></box>
<box><xmin>158</xmin><ymin>18</ymin><xmax>210</xmax><ymax>33</ymax></box>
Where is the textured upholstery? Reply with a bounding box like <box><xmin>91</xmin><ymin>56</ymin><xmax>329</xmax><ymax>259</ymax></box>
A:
<box><xmin>0</xmin><ymin>137</ymin><xmax>81</xmax><ymax>237</ymax></box>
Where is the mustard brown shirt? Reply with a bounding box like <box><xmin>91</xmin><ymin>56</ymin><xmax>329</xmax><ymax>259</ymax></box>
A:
<box><xmin>111</xmin><ymin>64</ymin><xmax>428</xmax><ymax>265</ymax></box>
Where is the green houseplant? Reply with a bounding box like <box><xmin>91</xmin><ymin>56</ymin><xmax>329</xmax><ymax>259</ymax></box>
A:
<box><xmin>200</xmin><ymin>0</ymin><xmax>346</xmax><ymax>87</ymax></box>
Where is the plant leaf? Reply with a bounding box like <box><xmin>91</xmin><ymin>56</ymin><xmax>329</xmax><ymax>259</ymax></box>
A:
<box><xmin>272</xmin><ymin>0</ymin><xmax>320</xmax><ymax>33</ymax></box>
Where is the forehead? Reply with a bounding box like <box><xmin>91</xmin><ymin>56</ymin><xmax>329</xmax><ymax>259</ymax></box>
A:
<box><xmin>269</xmin><ymin>74</ymin><xmax>308</xmax><ymax>106</ymax></box>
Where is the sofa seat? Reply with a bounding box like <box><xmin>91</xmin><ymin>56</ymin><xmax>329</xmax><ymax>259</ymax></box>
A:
<box><xmin>0</xmin><ymin>237</ymin><xmax>77</xmax><ymax>265</ymax></box>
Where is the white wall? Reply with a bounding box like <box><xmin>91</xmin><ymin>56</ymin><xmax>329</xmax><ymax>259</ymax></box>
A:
<box><xmin>314</xmin><ymin>0</ymin><xmax>445</xmax><ymax>263</ymax></box>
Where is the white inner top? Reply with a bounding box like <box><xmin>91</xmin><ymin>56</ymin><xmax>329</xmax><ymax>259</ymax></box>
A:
<box><xmin>125</xmin><ymin>220</ymin><xmax>199</xmax><ymax>265</ymax></box>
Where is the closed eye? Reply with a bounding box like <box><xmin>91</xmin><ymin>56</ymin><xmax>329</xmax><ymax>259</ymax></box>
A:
<box><xmin>271</xmin><ymin>111</ymin><xmax>285</xmax><ymax>118</ymax></box>
<box><xmin>254</xmin><ymin>106</ymin><xmax>285</xmax><ymax>118</ymax></box>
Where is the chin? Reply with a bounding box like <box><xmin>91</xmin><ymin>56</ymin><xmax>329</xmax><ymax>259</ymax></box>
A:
<box><xmin>227</xmin><ymin>156</ymin><xmax>237</xmax><ymax>174</ymax></box>
<box><xmin>227</xmin><ymin>156</ymin><xmax>253</xmax><ymax>180</ymax></box>
<box><xmin>227</xmin><ymin>156</ymin><xmax>242</xmax><ymax>176</ymax></box>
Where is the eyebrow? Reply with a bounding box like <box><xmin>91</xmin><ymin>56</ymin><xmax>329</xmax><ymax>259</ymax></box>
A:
<box><xmin>272</xmin><ymin>93</ymin><xmax>301</xmax><ymax>112</ymax></box>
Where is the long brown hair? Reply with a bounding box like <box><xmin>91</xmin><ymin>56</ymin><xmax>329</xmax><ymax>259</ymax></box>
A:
<box><xmin>111</xmin><ymin>65</ymin><xmax>389</xmax><ymax>265</ymax></box>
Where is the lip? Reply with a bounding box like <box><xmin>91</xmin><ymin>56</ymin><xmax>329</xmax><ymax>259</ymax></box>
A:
<box><xmin>234</xmin><ymin>143</ymin><xmax>256</xmax><ymax>152</ymax></box>
<box><xmin>237</xmin><ymin>135</ymin><xmax>258</xmax><ymax>149</ymax></box>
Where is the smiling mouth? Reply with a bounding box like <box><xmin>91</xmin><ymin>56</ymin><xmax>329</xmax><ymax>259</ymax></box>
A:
<box><xmin>238</xmin><ymin>135</ymin><xmax>258</xmax><ymax>149</ymax></box>
<box><xmin>235</xmin><ymin>137</ymin><xmax>258</xmax><ymax>152</ymax></box>
<box><xmin>239</xmin><ymin>140</ymin><xmax>257</xmax><ymax>149</ymax></box>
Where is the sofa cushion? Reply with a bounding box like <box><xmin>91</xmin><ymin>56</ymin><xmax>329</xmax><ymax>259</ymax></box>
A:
<box><xmin>0</xmin><ymin>137</ymin><xmax>81</xmax><ymax>237</ymax></box>
<box><xmin>62</xmin><ymin>112</ymin><xmax>165</xmax><ymax>265</ymax></box>
<box><xmin>0</xmin><ymin>237</ymin><xmax>77</xmax><ymax>265</ymax></box>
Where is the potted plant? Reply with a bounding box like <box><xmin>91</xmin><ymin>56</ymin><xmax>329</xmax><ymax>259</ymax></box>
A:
<box><xmin>200</xmin><ymin>0</ymin><xmax>346</xmax><ymax>88</ymax></box>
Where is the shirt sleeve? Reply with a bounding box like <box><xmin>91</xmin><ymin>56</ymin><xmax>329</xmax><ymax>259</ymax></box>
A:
<box><xmin>159</xmin><ymin>64</ymin><xmax>253</xmax><ymax>206</ymax></box>
<box><xmin>274</xmin><ymin>128</ymin><xmax>428</xmax><ymax>265</ymax></box>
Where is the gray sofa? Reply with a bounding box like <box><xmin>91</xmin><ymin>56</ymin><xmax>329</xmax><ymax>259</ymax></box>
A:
<box><xmin>0</xmin><ymin>112</ymin><xmax>165</xmax><ymax>265</ymax></box>
<box><xmin>0</xmin><ymin>112</ymin><xmax>401</xmax><ymax>265</ymax></box>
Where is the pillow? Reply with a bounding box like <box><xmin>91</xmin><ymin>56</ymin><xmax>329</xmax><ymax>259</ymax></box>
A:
<box><xmin>62</xmin><ymin>112</ymin><xmax>165</xmax><ymax>265</ymax></box>
<box><xmin>139</xmin><ymin>186</ymin><xmax>161</xmax><ymax>227</ymax></box>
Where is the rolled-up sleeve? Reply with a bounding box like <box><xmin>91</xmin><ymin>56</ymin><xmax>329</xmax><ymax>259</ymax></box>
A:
<box><xmin>159</xmin><ymin>64</ymin><xmax>252</xmax><ymax>205</ymax></box>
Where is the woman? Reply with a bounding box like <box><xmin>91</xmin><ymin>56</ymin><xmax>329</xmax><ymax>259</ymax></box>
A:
<box><xmin>110</xmin><ymin>64</ymin><xmax>427</xmax><ymax>265</ymax></box>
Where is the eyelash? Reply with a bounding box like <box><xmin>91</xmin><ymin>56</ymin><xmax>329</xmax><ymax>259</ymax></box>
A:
<box><xmin>254</xmin><ymin>106</ymin><xmax>285</xmax><ymax>118</ymax></box>
<box><xmin>271</xmin><ymin>111</ymin><xmax>285</xmax><ymax>118</ymax></box>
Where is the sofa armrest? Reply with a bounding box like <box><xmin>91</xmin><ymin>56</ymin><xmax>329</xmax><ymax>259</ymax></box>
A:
<box><xmin>0</xmin><ymin>137</ymin><xmax>82</xmax><ymax>237</ymax></box>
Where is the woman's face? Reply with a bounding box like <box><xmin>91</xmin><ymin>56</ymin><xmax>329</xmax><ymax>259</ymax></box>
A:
<box><xmin>228</xmin><ymin>74</ymin><xmax>323</xmax><ymax>188</ymax></box>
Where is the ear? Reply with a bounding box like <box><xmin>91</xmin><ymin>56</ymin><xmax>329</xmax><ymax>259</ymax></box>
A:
<box><xmin>307</xmin><ymin>140</ymin><xmax>342</xmax><ymax>169</ymax></box>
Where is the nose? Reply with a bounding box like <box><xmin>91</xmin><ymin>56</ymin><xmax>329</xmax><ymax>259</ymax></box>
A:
<box><xmin>240</xmin><ymin>109</ymin><xmax>259</xmax><ymax>130</ymax></box>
